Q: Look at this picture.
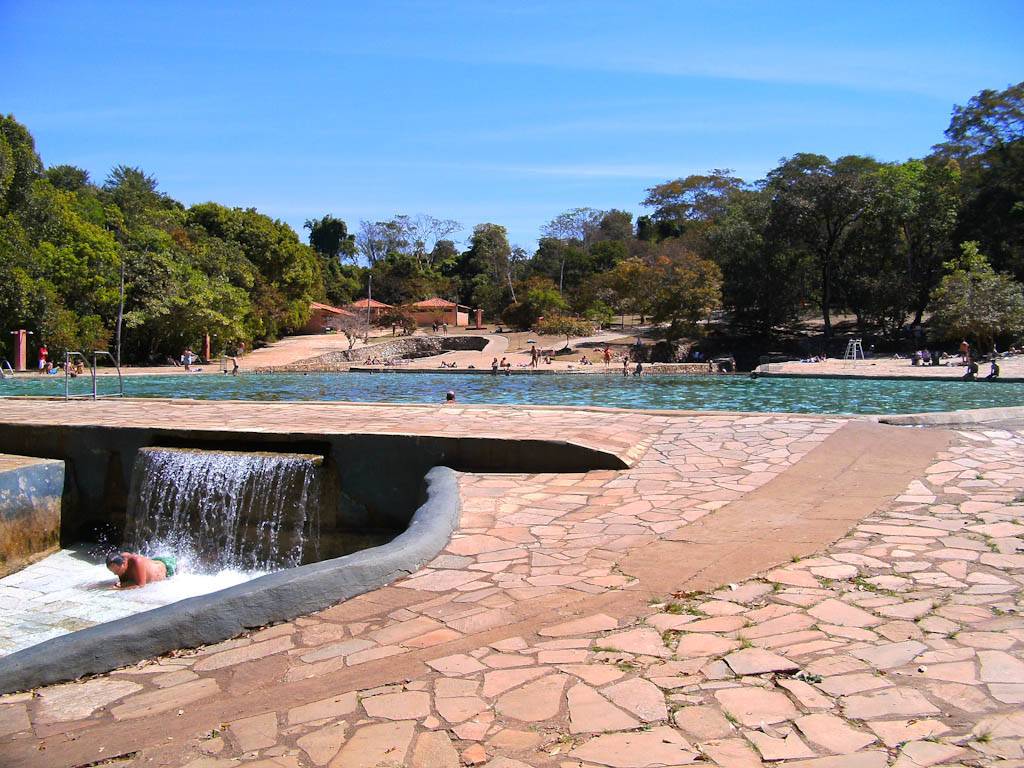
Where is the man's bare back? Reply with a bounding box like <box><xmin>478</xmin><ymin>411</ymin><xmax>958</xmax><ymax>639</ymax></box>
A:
<box><xmin>106</xmin><ymin>552</ymin><xmax>171</xmax><ymax>588</ymax></box>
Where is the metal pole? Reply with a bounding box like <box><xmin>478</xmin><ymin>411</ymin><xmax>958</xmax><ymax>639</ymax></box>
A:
<box><xmin>92</xmin><ymin>353</ymin><xmax>98</xmax><ymax>400</ymax></box>
<box><xmin>65</xmin><ymin>351</ymin><xmax>70</xmax><ymax>401</ymax></box>
<box><xmin>115</xmin><ymin>258</ymin><xmax>125</xmax><ymax>367</ymax></box>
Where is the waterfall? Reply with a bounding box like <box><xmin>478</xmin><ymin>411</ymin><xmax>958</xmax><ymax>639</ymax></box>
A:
<box><xmin>125</xmin><ymin>447</ymin><xmax>323</xmax><ymax>572</ymax></box>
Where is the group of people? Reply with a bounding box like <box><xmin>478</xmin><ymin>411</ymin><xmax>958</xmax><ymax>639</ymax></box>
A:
<box><xmin>908</xmin><ymin>349</ymin><xmax>944</xmax><ymax>366</ymax></box>
<box><xmin>528</xmin><ymin>346</ymin><xmax>555</xmax><ymax>367</ymax></box>
<box><xmin>622</xmin><ymin>356</ymin><xmax>644</xmax><ymax>376</ymax></box>
<box><xmin>431</xmin><ymin>321</ymin><xmax>448</xmax><ymax>335</ymax></box>
<box><xmin>963</xmin><ymin>357</ymin><xmax>1001</xmax><ymax>381</ymax></box>
<box><xmin>36</xmin><ymin>344</ymin><xmax>83</xmax><ymax>375</ymax></box>
<box><xmin>955</xmin><ymin>339</ymin><xmax>1005</xmax><ymax>381</ymax></box>
<box><xmin>38</xmin><ymin>355</ymin><xmax>86</xmax><ymax>377</ymax></box>
<box><xmin>490</xmin><ymin>357</ymin><xmax>513</xmax><ymax>374</ymax></box>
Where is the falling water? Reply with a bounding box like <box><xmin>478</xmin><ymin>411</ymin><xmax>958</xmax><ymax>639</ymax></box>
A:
<box><xmin>125</xmin><ymin>447</ymin><xmax>323</xmax><ymax>572</ymax></box>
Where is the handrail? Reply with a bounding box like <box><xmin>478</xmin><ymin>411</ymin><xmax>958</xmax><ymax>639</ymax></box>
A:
<box><xmin>0</xmin><ymin>359</ymin><xmax>13</xmax><ymax>379</ymax></box>
<box><xmin>64</xmin><ymin>351</ymin><xmax>93</xmax><ymax>400</ymax></box>
<box><xmin>62</xmin><ymin>351</ymin><xmax>124</xmax><ymax>400</ymax></box>
<box><xmin>91</xmin><ymin>351</ymin><xmax>124</xmax><ymax>399</ymax></box>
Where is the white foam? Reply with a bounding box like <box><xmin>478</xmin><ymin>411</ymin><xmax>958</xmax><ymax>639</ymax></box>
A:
<box><xmin>0</xmin><ymin>550</ymin><xmax>266</xmax><ymax>656</ymax></box>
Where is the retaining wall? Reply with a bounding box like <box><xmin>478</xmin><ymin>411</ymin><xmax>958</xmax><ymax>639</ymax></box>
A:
<box><xmin>255</xmin><ymin>336</ymin><xmax>489</xmax><ymax>373</ymax></box>
<box><xmin>0</xmin><ymin>455</ymin><xmax>64</xmax><ymax>577</ymax></box>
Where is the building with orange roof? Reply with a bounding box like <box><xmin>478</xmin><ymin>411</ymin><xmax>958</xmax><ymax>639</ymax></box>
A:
<box><xmin>344</xmin><ymin>298</ymin><xmax>393</xmax><ymax>323</ymax></box>
<box><xmin>303</xmin><ymin>301</ymin><xmax>356</xmax><ymax>334</ymax></box>
<box><xmin>410</xmin><ymin>297</ymin><xmax>475</xmax><ymax>327</ymax></box>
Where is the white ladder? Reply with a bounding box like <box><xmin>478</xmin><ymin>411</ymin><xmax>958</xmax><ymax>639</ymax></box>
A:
<box><xmin>843</xmin><ymin>338</ymin><xmax>865</xmax><ymax>366</ymax></box>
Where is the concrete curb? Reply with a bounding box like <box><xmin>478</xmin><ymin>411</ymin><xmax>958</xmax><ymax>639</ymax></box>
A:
<box><xmin>752</xmin><ymin>371</ymin><xmax>1024</xmax><ymax>383</ymax></box>
<box><xmin>871</xmin><ymin>405</ymin><xmax>1024</xmax><ymax>427</ymax></box>
<box><xmin>0</xmin><ymin>466</ymin><xmax>461</xmax><ymax>694</ymax></box>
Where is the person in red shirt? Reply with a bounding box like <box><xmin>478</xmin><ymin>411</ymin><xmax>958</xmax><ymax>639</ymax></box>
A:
<box><xmin>37</xmin><ymin>344</ymin><xmax>48</xmax><ymax>372</ymax></box>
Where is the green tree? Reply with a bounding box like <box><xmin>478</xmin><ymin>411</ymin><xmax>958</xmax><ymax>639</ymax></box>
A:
<box><xmin>879</xmin><ymin>159</ymin><xmax>961</xmax><ymax>324</ymax></box>
<box><xmin>594</xmin><ymin>209</ymin><xmax>634</xmax><ymax>242</ymax></box>
<box><xmin>648</xmin><ymin>242</ymin><xmax>723</xmax><ymax>341</ymax></box>
<box><xmin>453</xmin><ymin>223</ymin><xmax>514</xmax><ymax>316</ymax></box>
<box><xmin>0</xmin><ymin>115</ymin><xmax>43</xmax><ymax>214</ymax></box>
<box><xmin>929</xmin><ymin>241</ymin><xmax>1024</xmax><ymax>350</ymax></box>
<box><xmin>766</xmin><ymin>154</ymin><xmax>880</xmax><ymax>340</ymax></box>
<box><xmin>596</xmin><ymin>257</ymin><xmax>659</xmax><ymax>326</ymax></box>
<box><xmin>535</xmin><ymin>314</ymin><xmax>594</xmax><ymax>348</ymax></box>
<box><xmin>501</xmin><ymin>276</ymin><xmax>567</xmax><ymax>329</ymax></box>
<box><xmin>540</xmin><ymin>208</ymin><xmax>604</xmax><ymax>293</ymax></box>
<box><xmin>304</xmin><ymin>214</ymin><xmax>356</xmax><ymax>261</ymax></box>
<box><xmin>45</xmin><ymin>165</ymin><xmax>91</xmax><ymax>192</ymax></box>
<box><xmin>103</xmin><ymin>165</ymin><xmax>167</xmax><ymax>363</ymax></box>
<box><xmin>935</xmin><ymin>81</ymin><xmax>1023</xmax><ymax>158</ymax></box>
<box><xmin>937</xmin><ymin>82</ymin><xmax>1024</xmax><ymax>281</ymax></box>
<box><xmin>371</xmin><ymin>252</ymin><xmax>449</xmax><ymax>306</ymax></box>
<box><xmin>641</xmin><ymin>170</ymin><xmax>743</xmax><ymax>241</ymax></box>
<box><xmin>711</xmin><ymin>189</ymin><xmax>812</xmax><ymax>338</ymax></box>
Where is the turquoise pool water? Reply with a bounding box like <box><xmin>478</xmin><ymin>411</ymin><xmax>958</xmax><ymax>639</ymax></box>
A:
<box><xmin>2</xmin><ymin>372</ymin><xmax>1022</xmax><ymax>414</ymax></box>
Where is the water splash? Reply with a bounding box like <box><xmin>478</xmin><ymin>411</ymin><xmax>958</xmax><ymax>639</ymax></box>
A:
<box><xmin>125</xmin><ymin>447</ymin><xmax>323</xmax><ymax>573</ymax></box>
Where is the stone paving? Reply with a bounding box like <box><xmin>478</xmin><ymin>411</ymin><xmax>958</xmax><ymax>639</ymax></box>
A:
<box><xmin>0</xmin><ymin>403</ymin><xmax>1021</xmax><ymax>767</ymax></box>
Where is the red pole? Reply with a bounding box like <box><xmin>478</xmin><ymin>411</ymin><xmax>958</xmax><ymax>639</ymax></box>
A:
<box><xmin>12</xmin><ymin>330</ymin><xmax>28</xmax><ymax>371</ymax></box>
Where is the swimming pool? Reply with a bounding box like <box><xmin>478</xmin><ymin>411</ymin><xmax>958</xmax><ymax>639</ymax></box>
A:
<box><xmin>3</xmin><ymin>372</ymin><xmax>1022</xmax><ymax>414</ymax></box>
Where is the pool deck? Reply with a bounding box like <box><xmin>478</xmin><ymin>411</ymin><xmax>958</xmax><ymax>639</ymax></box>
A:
<box><xmin>757</xmin><ymin>356</ymin><xmax>1024</xmax><ymax>382</ymax></box>
<box><xmin>0</xmin><ymin>400</ymin><xmax>1022</xmax><ymax>768</ymax></box>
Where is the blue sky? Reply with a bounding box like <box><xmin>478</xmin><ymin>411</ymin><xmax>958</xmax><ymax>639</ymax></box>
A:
<box><xmin>2</xmin><ymin>0</ymin><xmax>1022</xmax><ymax>252</ymax></box>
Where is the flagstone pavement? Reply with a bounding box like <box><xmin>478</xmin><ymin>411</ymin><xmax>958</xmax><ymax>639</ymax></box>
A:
<box><xmin>0</xmin><ymin>403</ymin><xmax>1021</xmax><ymax>768</ymax></box>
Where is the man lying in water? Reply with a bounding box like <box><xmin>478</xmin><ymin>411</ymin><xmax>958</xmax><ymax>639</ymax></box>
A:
<box><xmin>106</xmin><ymin>551</ymin><xmax>177</xmax><ymax>588</ymax></box>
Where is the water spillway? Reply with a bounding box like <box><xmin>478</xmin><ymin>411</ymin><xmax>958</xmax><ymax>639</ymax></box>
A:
<box><xmin>126</xmin><ymin>447</ymin><xmax>325</xmax><ymax>572</ymax></box>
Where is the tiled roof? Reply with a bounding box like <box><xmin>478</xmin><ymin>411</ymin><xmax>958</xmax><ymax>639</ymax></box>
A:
<box><xmin>309</xmin><ymin>301</ymin><xmax>355</xmax><ymax>316</ymax></box>
<box><xmin>347</xmin><ymin>298</ymin><xmax>392</xmax><ymax>309</ymax></box>
<box><xmin>412</xmin><ymin>297</ymin><xmax>457</xmax><ymax>308</ymax></box>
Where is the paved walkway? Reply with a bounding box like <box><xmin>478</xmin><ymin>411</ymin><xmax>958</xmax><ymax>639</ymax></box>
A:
<box><xmin>239</xmin><ymin>334</ymin><xmax>374</xmax><ymax>368</ymax></box>
<box><xmin>0</xmin><ymin>402</ymin><xmax>1020</xmax><ymax>768</ymax></box>
<box><xmin>760</xmin><ymin>356</ymin><xmax>1024</xmax><ymax>380</ymax></box>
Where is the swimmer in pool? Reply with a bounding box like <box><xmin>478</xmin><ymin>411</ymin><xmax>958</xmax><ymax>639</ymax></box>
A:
<box><xmin>106</xmin><ymin>551</ymin><xmax>177</xmax><ymax>588</ymax></box>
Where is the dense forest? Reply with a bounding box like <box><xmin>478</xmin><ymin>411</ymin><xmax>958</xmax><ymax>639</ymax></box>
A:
<box><xmin>1</xmin><ymin>82</ymin><xmax>1022</xmax><ymax>365</ymax></box>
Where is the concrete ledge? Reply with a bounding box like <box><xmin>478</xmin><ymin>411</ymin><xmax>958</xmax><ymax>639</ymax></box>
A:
<box><xmin>873</xmin><ymin>405</ymin><xmax>1024</xmax><ymax>427</ymax></box>
<box><xmin>0</xmin><ymin>465</ymin><xmax>461</xmax><ymax>694</ymax></box>
<box><xmin>0</xmin><ymin>455</ymin><xmax>64</xmax><ymax>577</ymax></box>
<box><xmin>753</xmin><ymin>371</ymin><xmax>1024</xmax><ymax>383</ymax></box>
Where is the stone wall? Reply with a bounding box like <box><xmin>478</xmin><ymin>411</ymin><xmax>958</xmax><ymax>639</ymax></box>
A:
<box><xmin>645</xmin><ymin>362</ymin><xmax>723</xmax><ymax>374</ymax></box>
<box><xmin>0</xmin><ymin>455</ymin><xmax>64</xmax><ymax>577</ymax></box>
<box><xmin>254</xmin><ymin>335</ymin><xmax>488</xmax><ymax>373</ymax></box>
